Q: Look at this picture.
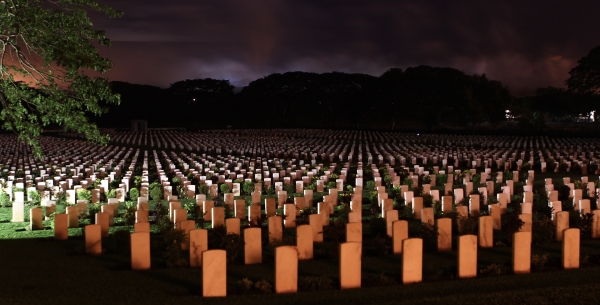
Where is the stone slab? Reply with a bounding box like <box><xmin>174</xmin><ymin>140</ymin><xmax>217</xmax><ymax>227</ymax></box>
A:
<box><xmin>402</xmin><ymin>238</ymin><xmax>423</xmax><ymax>284</ymax></box>
<box><xmin>340</xmin><ymin>242</ymin><xmax>362</xmax><ymax>289</ymax></box>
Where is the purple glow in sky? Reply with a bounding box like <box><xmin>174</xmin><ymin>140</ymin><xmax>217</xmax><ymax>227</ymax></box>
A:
<box><xmin>90</xmin><ymin>0</ymin><xmax>600</xmax><ymax>96</ymax></box>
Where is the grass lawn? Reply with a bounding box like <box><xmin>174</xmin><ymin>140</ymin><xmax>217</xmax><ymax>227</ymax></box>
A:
<box><xmin>2</xmin><ymin>201</ymin><xmax>600</xmax><ymax>305</ymax></box>
<box><xmin>0</xmin><ymin>171</ymin><xmax>598</xmax><ymax>304</ymax></box>
<box><xmin>1</xmin><ymin>236</ymin><xmax>600</xmax><ymax>305</ymax></box>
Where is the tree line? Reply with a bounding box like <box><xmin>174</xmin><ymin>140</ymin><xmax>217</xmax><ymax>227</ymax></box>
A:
<box><xmin>99</xmin><ymin>66</ymin><xmax>515</xmax><ymax>131</ymax></box>
<box><xmin>100</xmin><ymin>48</ymin><xmax>600</xmax><ymax>132</ymax></box>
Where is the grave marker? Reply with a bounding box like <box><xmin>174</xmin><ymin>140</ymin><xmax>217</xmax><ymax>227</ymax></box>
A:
<box><xmin>386</xmin><ymin>210</ymin><xmax>399</xmax><ymax>237</ymax></box>
<box><xmin>54</xmin><ymin>214</ymin><xmax>68</xmax><ymax>240</ymax></box>
<box><xmin>85</xmin><ymin>224</ymin><xmax>102</xmax><ymax>255</ymax></box>
<box><xmin>190</xmin><ymin>229</ymin><xmax>208</xmax><ymax>267</ymax></box>
<box><xmin>95</xmin><ymin>212</ymin><xmax>109</xmax><ymax>237</ymax></box>
<box><xmin>513</xmin><ymin>231</ymin><xmax>531</xmax><ymax>274</ymax></box>
<box><xmin>562</xmin><ymin>228</ymin><xmax>580</xmax><ymax>269</ymax></box>
<box><xmin>297</xmin><ymin>225</ymin><xmax>313</xmax><ymax>260</ymax></box>
<box><xmin>268</xmin><ymin>215</ymin><xmax>283</xmax><ymax>243</ymax></box>
<box><xmin>275</xmin><ymin>246</ymin><xmax>298</xmax><ymax>294</ymax></box>
<box><xmin>309</xmin><ymin>214</ymin><xmax>323</xmax><ymax>243</ymax></box>
<box><xmin>244</xmin><ymin>227</ymin><xmax>262</xmax><ymax>264</ymax></box>
<box><xmin>202</xmin><ymin>249</ymin><xmax>227</xmax><ymax>297</ymax></box>
<box><xmin>392</xmin><ymin>220</ymin><xmax>409</xmax><ymax>254</ymax></box>
<box><xmin>67</xmin><ymin>206</ymin><xmax>79</xmax><ymax>228</ymax></box>
<box><xmin>340</xmin><ymin>242</ymin><xmax>361</xmax><ymax>289</ymax></box>
<box><xmin>29</xmin><ymin>207</ymin><xmax>42</xmax><ymax>230</ymax></box>
<box><xmin>556</xmin><ymin>211</ymin><xmax>570</xmax><ymax>241</ymax></box>
<box><xmin>212</xmin><ymin>207</ymin><xmax>225</xmax><ymax>228</ymax></box>
<box><xmin>134</xmin><ymin>222</ymin><xmax>150</xmax><ymax>233</ymax></box>
<box><xmin>402</xmin><ymin>238</ymin><xmax>423</xmax><ymax>284</ymax></box>
<box><xmin>226</xmin><ymin>218</ymin><xmax>240</xmax><ymax>236</ymax></box>
<box><xmin>458</xmin><ymin>235</ymin><xmax>477</xmax><ymax>278</ymax></box>
<box><xmin>130</xmin><ymin>232</ymin><xmax>150</xmax><ymax>270</ymax></box>
<box><xmin>346</xmin><ymin>222</ymin><xmax>362</xmax><ymax>243</ymax></box>
<box><xmin>437</xmin><ymin>218</ymin><xmax>452</xmax><ymax>251</ymax></box>
<box><xmin>478</xmin><ymin>216</ymin><xmax>493</xmax><ymax>248</ymax></box>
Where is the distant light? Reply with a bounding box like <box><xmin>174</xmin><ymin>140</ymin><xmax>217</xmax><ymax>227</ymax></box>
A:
<box><xmin>193</xmin><ymin>98</ymin><xmax>196</xmax><ymax>101</ymax></box>
<box><xmin>417</xmin><ymin>133</ymin><xmax>420</xmax><ymax>136</ymax></box>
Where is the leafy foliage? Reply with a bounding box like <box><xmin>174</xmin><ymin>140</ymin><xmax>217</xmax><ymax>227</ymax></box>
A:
<box><xmin>0</xmin><ymin>0</ymin><xmax>122</xmax><ymax>157</ymax></box>
<box><xmin>567</xmin><ymin>45</ymin><xmax>600</xmax><ymax>95</ymax></box>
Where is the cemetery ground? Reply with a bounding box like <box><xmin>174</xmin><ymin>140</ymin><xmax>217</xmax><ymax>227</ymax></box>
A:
<box><xmin>2</xmin><ymin>131</ymin><xmax>600</xmax><ymax>303</ymax></box>
<box><xmin>2</xmin><ymin>173</ymin><xmax>600</xmax><ymax>304</ymax></box>
<box><xmin>0</xmin><ymin>236</ymin><xmax>600</xmax><ymax>305</ymax></box>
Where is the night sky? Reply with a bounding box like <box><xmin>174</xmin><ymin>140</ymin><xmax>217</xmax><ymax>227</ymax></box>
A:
<box><xmin>90</xmin><ymin>0</ymin><xmax>600</xmax><ymax>96</ymax></box>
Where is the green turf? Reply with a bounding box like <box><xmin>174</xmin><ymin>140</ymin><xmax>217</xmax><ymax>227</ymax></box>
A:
<box><xmin>1</xmin><ymin>236</ymin><xmax>600</xmax><ymax>305</ymax></box>
<box><xmin>0</xmin><ymin>170</ymin><xmax>598</xmax><ymax>304</ymax></box>
<box><xmin>2</xmin><ymin>202</ymin><xmax>600</xmax><ymax>304</ymax></box>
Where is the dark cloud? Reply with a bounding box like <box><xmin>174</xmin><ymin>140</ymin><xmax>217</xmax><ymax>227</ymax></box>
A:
<box><xmin>89</xmin><ymin>0</ymin><xmax>600</xmax><ymax>95</ymax></box>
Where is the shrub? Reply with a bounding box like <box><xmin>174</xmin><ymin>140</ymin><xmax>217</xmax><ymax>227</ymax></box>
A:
<box><xmin>163</xmin><ymin>228</ymin><xmax>188</xmax><ymax>267</ymax></box>
<box><xmin>410</xmin><ymin>222</ymin><xmax>438</xmax><ymax>252</ymax></box>
<box><xmin>399</xmin><ymin>206</ymin><xmax>415</xmax><ymax>220</ymax></box>
<box><xmin>284</xmin><ymin>183</ymin><xmax>295</xmax><ymax>194</ymax></box>
<box><xmin>76</xmin><ymin>188</ymin><xmax>92</xmax><ymax>202</ymax></box>
<box><xmin>28</xmin><ymin>190</ymin><xmax>41</xmax><ymax>205</ymax></box>
<box><xmin>89</xmin><ymin>203</ymin><xmax>101</xmax><ymax>222</ymax></box>
<box><xmin>239</xmin><ymin>278</ymin><xmax>253</xmax><ymax>294</ymax></box>
<box><xmin>422</xmin><ymin>193</ymin><xmax>434</xmax><ymax>207</ymax></box>
<box><xmin>578</xmin><ymin>213</ymin><xmax>594</xmax><ymax>239</ymax></box>
<box><xmin>457</xmin><ymin>215</ymin><xmax>478</xmax><ymax>235</ymax></box>
<box><xmin>0</xmin><ymin>192</ymin><xmax>10</xmax><ymax>207</ymax></box>
<box><xmin>384</xmin><ymin>175</ymin><xmax>392</xmax><ymax>186</ymax></box>
<box><xmin>532</xmin><ymin>215</ymin><xmax>554</xmax><ymax>244</ymax></box>
<box><xmin>176</xmin><ymin>185</ymin><xmax>189</xmax><ymax>199</ymax></box>
<box><xmin>533</xmin><ymin>189</ymin><xmax>549</xmax><ymax>215</ymax></box>
<box><xmin>502</xmin><ymin>210</ymin><xmax>524</xmax><ymax>244</ymax></box>
<box><xmin>264</xmin><ymin>185</ymin><xmax>275</xmax><ymax>195</ymax></box>
<box><xmin>221</xmin><ymin>233</ymin><xmax>244</xmax><ymax>264</ymax></box>
<box><xmin>242</xmin><ymin>181</ymin><xmax>254</xmax><ymax>195</ymax></box>
<box><xmin>106</xmin><ymin>189</ymin><xmax>117</xmax><ymax>199</ymax></box>
<box><xmin>220</xmin><ymin>184</ymin><xmax>230</xmax><ymax>194</ymax></box>
<box><xmin>531</xmin><ymin>254</ymin><xmax>549</xmax><ymax>271</ymax></box>
<box><xmin>299</xmin><ymin>275</ymin><xmax>333</xmax><ymax>291</ymax></box>
<box><xmin>129</xmin><ymin>188</ymin><xmax>140</xmax><ymax>202</ymax></box>
<box><xmin>110</xmin><ymin>178</ymin><xmax>120</xmax><ymax>189</ymax></box>
<box><xmin>479</xmin><ymin>263</ymin><xmax>508</xmax><ymax>277</ymax></box>
<box><xmin>133</xmin><ymin>176</ymin><xmax>142</xmax><ymax>188</ymax></box>
<box><xmin>184</xmin><ymin>202</ymin><xmax>204</xmax><ymax>223</ymax></box>
<box><xmin>365</xmin><ymin>180</ymin><xmax>375</xmax><ymax>191</ymax></box>
<box><xmin>436</xmin><ymin>174</ymin><xmax>447</xmax><ymax>186</ymax></box>
<box><xmin>154</xmin><ymin>201</ymin><xmax>172</xmax><ymax>233</ymax></box>
<box><xmin>198</xmin><ymin>183</ymin><xmax>209</xmax><ymax>195</ymax></box>
<box><xmin>149</xmin><ymin>187</ymin><xmax>162</xmax><ymax>201</ymax></box>
<box><xmin>326</xmin><ymin>181</ymin><xmax>336</xmax><ymax>190</ymax></box>
<box><xmin>373</xmin><ymin>235</ymin><xmax>390</xmax><ymax>255</ymax></box>
<box><xmin>557</xmin><ymin>183</ymin><xmax>570</xmax><ymax>201</ymax></box>
<box><xmin>123</xmin><ymin>202</ymin><xmax>137</xmax><ymax>226</ymax></box>
<box><xmin>254</xmin><ymin>280</ymin><xmax>272</xmax><ymax>293</ymax></box>
<box><xmin>403</xmin><ymin>178</ymin><xmax>413</xmax><ymax>190</ymax></box>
